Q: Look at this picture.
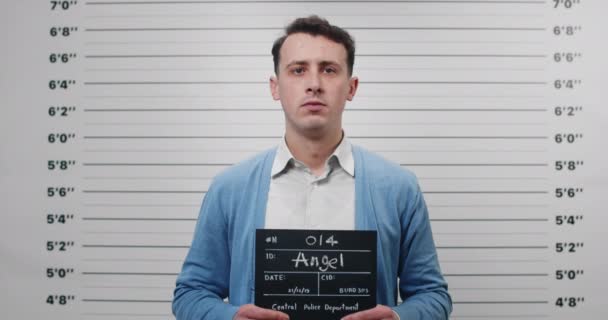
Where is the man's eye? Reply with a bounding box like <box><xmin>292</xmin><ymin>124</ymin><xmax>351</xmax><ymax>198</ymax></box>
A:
<box><xmin>292</xmin><ymin>67</ymin><xmax>304</xmax><ymax>74</ymax></box>
<box><xmin>324</xmin><ymin>68</ymin><xmax>336</xmax><ymax>73</ymax></box>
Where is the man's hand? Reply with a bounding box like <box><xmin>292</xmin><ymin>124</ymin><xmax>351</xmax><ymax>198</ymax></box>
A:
<box><xmin>341</xmin><ymin>305</ymin><xmax>398</xmax><ymax>320</ymax></box>
<box><xmin>234</xmin><ymin>304</ymin><xmax>290</xmax><ymax>320</ymax></box>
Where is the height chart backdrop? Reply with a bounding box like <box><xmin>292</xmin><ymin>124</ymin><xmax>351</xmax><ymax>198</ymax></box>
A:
<box><xmin>1</xmin><ymin>0</ymin><xmax>606</xmax><ymax>319</ymax></box>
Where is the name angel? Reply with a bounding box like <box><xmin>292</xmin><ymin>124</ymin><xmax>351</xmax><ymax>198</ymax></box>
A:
<box><xmin>291</xmin><ymin>252</ymin><xmax>345</xmax><ymax>272</ymax></box>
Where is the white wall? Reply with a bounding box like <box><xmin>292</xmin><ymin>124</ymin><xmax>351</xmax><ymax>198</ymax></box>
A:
<box><xmin>1</xmin><ymin>0</ymin><xmax>606</xmax><ymax>319</ymax></box>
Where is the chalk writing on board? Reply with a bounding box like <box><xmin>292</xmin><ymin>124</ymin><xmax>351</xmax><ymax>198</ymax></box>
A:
<box><xmin>256</xmin><ymin>229</ymin><xmax>377</xmax><ymax>320</ymax></box>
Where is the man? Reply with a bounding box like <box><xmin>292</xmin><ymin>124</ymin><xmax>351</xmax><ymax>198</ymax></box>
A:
<box><xmin>173</xmin><ymin>16</ymin><xmax>452</xmax><ymax>320</ymax></box>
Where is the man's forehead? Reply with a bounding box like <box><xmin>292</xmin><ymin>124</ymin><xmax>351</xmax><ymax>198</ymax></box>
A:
<box><xmin>280</xmin><ymin>33</ymin><xmax>347</xmax><ymax>66</ymax></box>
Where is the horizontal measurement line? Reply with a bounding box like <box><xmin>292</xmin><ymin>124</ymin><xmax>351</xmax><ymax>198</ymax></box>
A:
<box><xmin>82</xmin><ymin>135</ymin><xmax>548</xmax><ymax>139</ymax></box>
<box><xmin>82</xmin><ymin>218</ymin><xmax>548</xmax><ymax>223</ymax></box>
<box><xmin>451</xmin><ymin>287</ymin><xmax>548</xmax><ymax>290</ymax></box>
<box><xmin>83</xmin><ymin>204</ymin><xmax>199</xmax><ymax>207</ymax></box>
<box><xmin>420</xmin><ymin>177</ymin><xmax>548</xmax><ymax>180</ymax></box>
<box><xmin>83</xmin><ymin>163</ymin><xmax>230</xmax><ymax>166</ymax></box>
<box><xmin>83</xmin><ymin>217</ymin><xmax>196</xmax><ymax>221</ymax></box>
<box><xmin>444</xmin><ymin>273</ymin><xmax>548</xmax><ymax>277</ymax></box>
<box><xmin>84</xmin><ymin>108</ymin><xmax>548</xmax><ymax>112</ymax></box>
<box><xmin>81</xmin><ymin>54</ymin><xmax>246</xmax><ymax>58</ymax></box>
<box><xmin>82</xmin><ymin>258</ymin><xmax>183</xmax><ymax>262</ymax></box>
<box><xmin>85</xmin><ymin>1</ymin><xmax>547</xmax><ymax>5</ymax></box>
<box><xmin>83</xmin><ymin>190</ymin><xmax>205</xmax><ymax>193</ymax></box>
<box><xmin>80</xmin><ymin>176</ymin><xmax>547</xmax><ymax>181</ymax></box>
<box><xmin>81</xmin><ymin>149</ymin><xmax>548</xmax><ymax>153</ymax></box>
<box><xmin>83</xmin><ymin>135</ymin><xmax>278</xmax><ymax>139</ymax></box>
<box><xmin>81</xmin><ymin>313</ymin><xmax>171</xmax><ymax>317</ymax></box>
<box><xmin>451</xmin><ymin>315</ymin><xmax>549</xmax><ymax>319</ymax></box>
<box><xmin>83</xmin><ymin>203</ymin><xmax>549</xmax><ymax>208</ymax></box>
<box><xmin>431</xmin><ymin>218</ymin><xmax>548</xmax><ymax>221</ymax></box>
<box><xmin>84</xmin><ymin>122</ymin><xmax>547</xmax><ymax>126</ymax></box>
<box><xmin>85</xmin><ymin>80</ymin><xmax>264</xmax><ymax>84</ymax></box>
<box><xmin>83</xmin><ymin>231</ymin><xmax>193</xmax><ymax>234</ymax></box>
<box><xmin>75</xmin><ymin>108</ymin><xmax>255</xmax><ymax>111</ymax></box>
<box><xmin>437</xmin><ymin>246</ymin><xmax>548</xmax><ymax>249</ymax></box>
<box><xmin>82</xmin><ymin>108</ymin><xmax>548</xmax><ymax>112</ymax></box>
<box><xmin>82</xmin><ymin>244</ymin><xmax>190</xmax><ymax>248</ymax></box>
<box><xmin>82</xmin><ymin>176</ymin><xmax>213</xmax><ymax>180</ymax></box>
<box><xmin>82</xmin><ymin>148</ymin><xmax>261</xmax><ymax>152</ymax></box>
<box><xmin>84</xmin><ymin>54</ymin><xmax>546</xmax><ymax>58</ymax></box>
<box><xmin>84</xmin><ymin>15</ymin><xmax>546</xmax><ymax>20</ymax></box>
<box><xmin>84</xmin><ymin>122</ymin><xmax>283</xmax><ymax>127</ymax></box>
<box><xmin>429</xmin><ymin>204</ymin><xmax>548</xmax><ymax>208</ymax></box>
<box><xmin>84</xmin><ymin>121</ymin><xmax>547</xmax><ymax>128</ymax></box>
<box><xmin>82</xmin><ymin>286</ymin><xmax>174</xmax><ymax>289</ymax></box>
<box><xmin>436</xmin><ymin>232</ymin><xmax>548</xmax><ymax>235</ymax></box>
<box><xmin>81</xmin><ymin>190</ymin><xmax>547</xmax><ymax>194</ymax></box>
<box><xmin>425</xmin><ymin>191</ymin><xmax>547</xmax><ymax>194</ymax></box>
<box><xmin>84</xmin><ymin>81</ymin><xmax>545</xmax><ymax>85</ymax></box>
<box><xmin>83</xmin><ymin>66</ymin><xmax>547</xmax><ymax>71</ymax></box>
<box><xmin>83</xmin><ymin>94</ymin><xmax>546</xmax><ymax>98</ymax></box>
<box><xmin>441</xmin><ymin>259</ymin><xmax>549</xmax><ymax>263</ymax></box>
<box><xmin>453</xmin><ymin>301</ymin><xmax>549</xmax><ymax>304</ymax></box>
<box><xmin>84</xmin><ymin>27</ymin><xmax>545</xmax><ymax>32</ymax></box>
<box><xmin>403</xmin><ymin>163</ymin><xmax>547</xmax><ymax>166</ymax></box>
<box><xmin>83</xmin><ymin>272</ymin><xmax>178</xmax><ymax>275</ymax></box>
<box><xmin>81</xmin><ymin>162</ymin><xmax>548</xmax><ymax>167</ymax></box>
<box><xmin>82</xmin><ymin>299</ymin><xmax>171</xmax><ymax>303</ymax></box>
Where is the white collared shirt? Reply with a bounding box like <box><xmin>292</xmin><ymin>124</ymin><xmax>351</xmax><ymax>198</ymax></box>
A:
<box><xmin>264</xmin><ymin>134</ymin><xmax>355</xmax><ymax>230</ymax></box>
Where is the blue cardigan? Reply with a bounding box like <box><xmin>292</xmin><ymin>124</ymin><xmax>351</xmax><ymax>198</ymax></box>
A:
<box><xmin>173</xmin><ymin>145</ymin><xmax>452</xmax><ymax>319</ymax></box>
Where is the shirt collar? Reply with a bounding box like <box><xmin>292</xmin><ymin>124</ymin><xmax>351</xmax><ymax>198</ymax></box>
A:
<box><xmin>271</xmin><ymin>132</ymin><xmax>355</xmax><ymax>178</ymax></box>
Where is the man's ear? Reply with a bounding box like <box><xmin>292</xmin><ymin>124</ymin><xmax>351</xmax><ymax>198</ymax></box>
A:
<box><xmin>346</xmin><ymin>76</ymin><xmax>359</xmax><ymax>101</ymax></box>
<box><xmin>269</xmin><ymin>75</ymin><xmax>280</xmax><ymax>101</ymax></box>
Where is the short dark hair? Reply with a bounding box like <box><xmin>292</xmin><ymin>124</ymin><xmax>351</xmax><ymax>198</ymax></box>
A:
<box><xmin>271</xmin><ymin>15</ymin><xmax>356</xmax><ymax>76</ymax></box>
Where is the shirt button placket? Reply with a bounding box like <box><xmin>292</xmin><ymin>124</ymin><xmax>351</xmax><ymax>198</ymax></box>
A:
<box><xmin>304</xmin><ymin>174</ymin><xmax>315</xmax><ymax>228</ymax></box>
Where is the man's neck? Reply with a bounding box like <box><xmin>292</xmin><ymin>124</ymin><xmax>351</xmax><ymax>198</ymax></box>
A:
<box><xmin>284</xmin><ymin>128</ymin><xmax>344</xmax><ymax>176</ymax></box>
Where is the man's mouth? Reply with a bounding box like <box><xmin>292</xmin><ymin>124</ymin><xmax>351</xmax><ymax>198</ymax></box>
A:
<box><xmin>302</xmin><ymin>101</ymin><xmax>326</xmax><ymax>111</ymax></box>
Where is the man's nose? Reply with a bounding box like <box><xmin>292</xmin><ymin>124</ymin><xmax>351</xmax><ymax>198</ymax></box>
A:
<box><xmin>306</xmin><ymin>71</ymin><xmax>323</xmax><ymax>94</ymax></box>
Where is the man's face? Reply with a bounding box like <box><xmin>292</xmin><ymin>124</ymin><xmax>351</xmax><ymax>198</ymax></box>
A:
<box><xmin>270</xmin><ymin>32</ymin><xmax>358</xmax><ymax>139</ymax></box>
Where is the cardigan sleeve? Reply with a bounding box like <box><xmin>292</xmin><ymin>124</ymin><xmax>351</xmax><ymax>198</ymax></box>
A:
<box><xmin>172</xmin><ymin>182</ymin><xmax>240</xmax><ymax>320</ymax></box>
<box><xmin>392</xmin><ymin>182</ymin><xmax>452</xmax><ymax>320</ymax></box>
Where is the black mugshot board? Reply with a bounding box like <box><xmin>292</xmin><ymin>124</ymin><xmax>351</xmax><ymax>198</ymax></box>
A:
<box><xmin>255</xmin><ymin>229</ymin><xmax>377</xmax><ymax>320</ymax></box>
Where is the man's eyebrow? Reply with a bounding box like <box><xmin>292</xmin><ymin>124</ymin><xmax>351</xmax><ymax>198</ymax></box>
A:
<box><xmin>285</xmin><ymin>60</ymin><xmax>309</xmax><ymax>68</ymax></box>
<box><xmin>284</xmin><ymin>60</ymin><xmax>341</xmax><ymax>69</ymax></box>
<box><xmin>319</xmin><ymin>60</ymin><xmax>340</xmax><ymax>68</ymax></box>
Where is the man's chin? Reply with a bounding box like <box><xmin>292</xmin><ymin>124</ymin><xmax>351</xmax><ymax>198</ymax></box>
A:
<box><xmin>302</xmin><ymin>119</ymin><xmax>328</xmax><ymax>130</ymax></box>
<box><xmin>297</xmin><ymin>123</ymin><xmax>334</xmax><ymax>139</ymax></box>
